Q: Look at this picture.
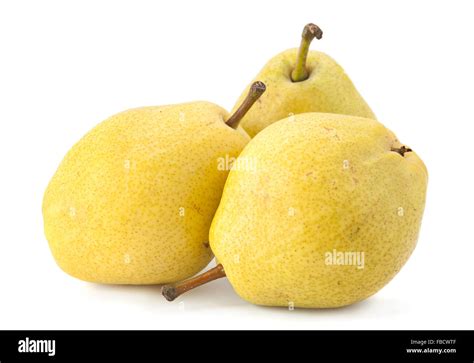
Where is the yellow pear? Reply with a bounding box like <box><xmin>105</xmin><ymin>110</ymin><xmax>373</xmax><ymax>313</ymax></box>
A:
<box><xmin>162</xmin><ymin>113</ymin><xmax>427</xmax><ymax>308</ymax></box>
<box><xmin>42</xmin><ymin>82</ymin><xmax>266</xmax><ymax>284</ymax></box>
<box><xmin>232</xmin><ymin>23</ymin><xmax>375</xmax><ymax>137</ymax></box>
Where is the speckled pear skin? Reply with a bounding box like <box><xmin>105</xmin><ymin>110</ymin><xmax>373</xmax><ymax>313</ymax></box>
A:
<box><xmin>43</xmin><ymin>102</ymin><xmax>250</xmax><ymax>284</ymax></box>
<box><xmin>210</xmin><ymin>113</ymin><xmax>427</xmax><ymax>308</ymax></box>
<box><xmin>232</xmin><ymin>49</ymin><xmax>376</xmax><ymax>137</ymax></box>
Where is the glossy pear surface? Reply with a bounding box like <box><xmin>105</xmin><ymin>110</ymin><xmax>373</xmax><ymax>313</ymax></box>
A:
<box><xmin>232</xmin><ymin>50</ymin><xmax>375</xmax><ymax>137</ymax></box>
<box><xmin>43</xmin><ymin>102</ymin><xmax>249</xmax><ymax>284</ymax></box>
<box><xmin>210</xmin><ymin>113</ymin><xmax>427</xmax><ymax>308</ymax></box>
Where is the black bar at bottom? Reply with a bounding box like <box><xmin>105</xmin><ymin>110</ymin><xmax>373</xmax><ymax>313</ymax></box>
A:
<box><xmin>0</xmin><ymin>330</ymin><xmax>472</xmax><ymax>361</ymax></box>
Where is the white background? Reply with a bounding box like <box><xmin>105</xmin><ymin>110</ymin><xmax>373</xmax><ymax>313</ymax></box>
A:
<box><xmin>1</xmin><ymin>0</ymin><xmax>473</xmax><ymax>330</ymax></box>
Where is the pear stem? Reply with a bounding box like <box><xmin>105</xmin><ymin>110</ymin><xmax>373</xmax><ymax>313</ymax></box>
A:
<box><xmin>162</xmin><ymin>264</ymin><xmax>226</xmax><ymax>301</ymax></box>
<box><xmin>391</xmin><ymin>145</ymin><xmax>412</xmax><ymax>156</ymax></box>
<box><xmin>225</xmin><ymin>81</ymin><xmax>266</xmax><ymax>129</ymax></box>
<box><xmin>291</xmin><ymin>23</ymin><xmax>323</xmax><ymax>82</ymax></box>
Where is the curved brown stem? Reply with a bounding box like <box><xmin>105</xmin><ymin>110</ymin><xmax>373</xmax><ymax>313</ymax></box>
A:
<box><xmin>225</xmin><ymin>81</ymin><xmax>266</xmax><ymax>129</ymax></box>
<box><xmin>162</xmin><ymin>264</ymin><xmax>227</xmax><ymax>301</ymax></box>
<box><xmin>291</xmin><ymin>23</ymin><xmax>323</xmax><ymax>82</ymax></box>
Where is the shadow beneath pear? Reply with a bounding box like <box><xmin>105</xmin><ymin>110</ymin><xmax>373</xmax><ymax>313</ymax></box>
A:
<box><xmin>82</xmin><ymin>282</ymin><xmax>163</xmax><ymax>305</ymax></box>
<box><xmin>169</xmin><ymin>278</ymin><xmax>247</xmax><ymax>310</ymax></box>
<box><xmin>249</xmin><ymin>294</ymin><xmax>390</xmax><ymax>317</ymax></box>
<box><xmin>81</xmin><ymin>277</ymin><xmax>400</xmax><ymax>312</ymax></box>
<box><xmin>80</xmin><ymin>273</ymin><xmax>245</xmax><ymax>311</ymax></box>
<box><xmin>78</xmin><ymin>257</ymin><xmax>403</xmax><ymax>317</ymax></box>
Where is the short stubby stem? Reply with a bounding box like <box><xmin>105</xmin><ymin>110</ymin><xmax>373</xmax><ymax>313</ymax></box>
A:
<box><xmin>291</xmin><ymin>23</ymin><xmax>323</xmax><ymax>82</ymax></box>
<box><xmin>162</xmin><ymin>264</ymin><xmax>227</xmax><ymax>301</ymax></box>
<box><xmin>391</xmin><ymin>145</ymin><xmax>413</xmax><ymax>156</ymax></box>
